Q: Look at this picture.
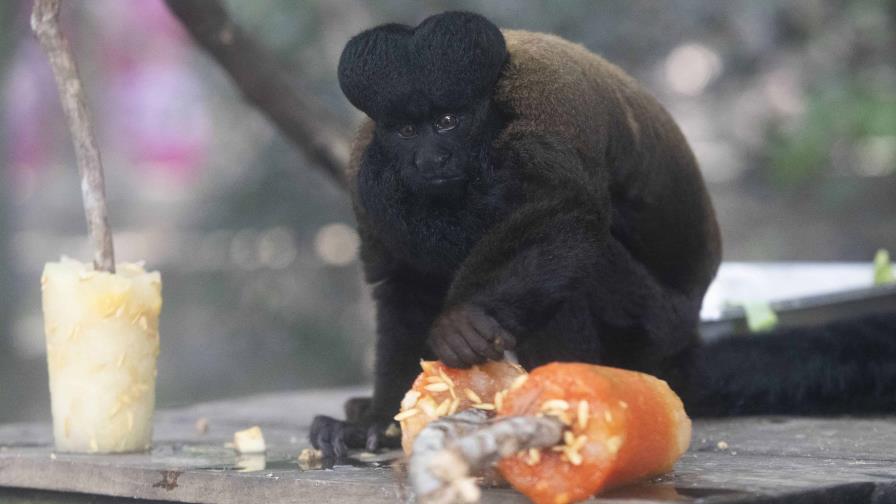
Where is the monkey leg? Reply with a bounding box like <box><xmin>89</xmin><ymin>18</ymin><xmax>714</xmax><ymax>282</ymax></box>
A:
<box><xmin>310</xmin><ymin>274</ymin><xmax>445</xmax><ymax>460</ymax></box>
<box><xmin>515</xmin><ymin>235</ymin><xmax>702</xmax><ymax>376</ymax></box>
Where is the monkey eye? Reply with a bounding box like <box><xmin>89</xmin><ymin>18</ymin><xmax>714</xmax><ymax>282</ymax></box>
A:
<box><xmin>398</xmin><ymin>124</ymin><xmax>417</xmax><ymax>138</ymax></box>
<box><xmin>435</xmin><ymin>114</ymin><xmax>458</xmax><ymax>132</ymax></box>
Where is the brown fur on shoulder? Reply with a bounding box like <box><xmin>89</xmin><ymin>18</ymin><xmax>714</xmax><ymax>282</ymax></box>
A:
<box><xmin>496</xmin><ymin>30</ymin><xmax>628</xmax><ymax>165</ymax></box>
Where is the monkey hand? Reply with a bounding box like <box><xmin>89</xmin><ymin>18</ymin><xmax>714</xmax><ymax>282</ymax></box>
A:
<box><xmin>309</xmin><ymin>413</ymin><xmax>400</xmax><ymax>466</ymax></box>
<box><xmin>428</xmin><ymin>304</ymin><xmax>517</xmax><ymax>368</ymax></box>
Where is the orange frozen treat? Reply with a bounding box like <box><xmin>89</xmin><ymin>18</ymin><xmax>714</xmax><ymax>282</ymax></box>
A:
<box><xmin>395</xmin><ymin>360</ymin><xmax>526</xmax><ymax>454</ymax></box>
<box><xmin>497</xmin><ymin>363</ymin><xmax>691</xmax><ymax>504</ymax></box>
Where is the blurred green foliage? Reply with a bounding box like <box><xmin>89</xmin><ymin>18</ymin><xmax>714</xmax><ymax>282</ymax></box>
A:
<box><xmin>767</xmin><ymin>85</ymin><xmax>896</xmax><ymax>186</ymax></box>
<box><xmin>764</xmin><ymin>0</ymin><xmax>895</xmax><ymax>194</ymax></box>
<box><xmin>874</xmin><ymin>249</ymin><xmax>895</xmax><ymax>285</ymax></box>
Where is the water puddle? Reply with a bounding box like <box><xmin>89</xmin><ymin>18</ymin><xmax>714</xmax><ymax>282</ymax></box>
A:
<box><xmin>165</xmin><ymin>443</ymin><xmax>403</xmax><ymax>473</ymax></box>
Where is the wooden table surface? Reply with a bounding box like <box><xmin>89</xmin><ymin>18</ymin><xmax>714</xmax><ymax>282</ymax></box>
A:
<box><xmin>1</xmin><ymin>388</ymin><xmax>895</xmax><ymax>503</ymax></box>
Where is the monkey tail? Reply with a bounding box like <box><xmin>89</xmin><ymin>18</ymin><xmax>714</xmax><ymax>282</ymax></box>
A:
<box><xmin>673</xmin><ymin>312</ymin><xmax>896</xmax><ymax>416</ymax></box>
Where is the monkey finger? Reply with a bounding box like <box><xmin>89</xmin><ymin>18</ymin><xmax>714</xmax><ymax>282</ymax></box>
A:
<box><xmin>448</xmin><ymin>331</ymin><xmax>485</xmax><ymax>367</ymax></box>
<box><xmin>430</xmin><ymin>333</ymin><xmax>466</xmax><ymax>368</ymax></box>
<box><xmin>461</xmin><ymin>319</ymin><xmax>503</xmax><ymax>361</ymax></box>
<box><xmin>365</xmin><ymin>425</ymin><xmax>380</xmax><ymax>452</ymax></box>
<box><xmin>311</xmin><ymin>418</ymin><xmax>338</xmax><ymax>462</ymax></box>
<box><xmin>465</xmin><ymin>309</ymin><xmax>509</xmax><ymax>360</ymax></box>
<box><xmin>331</xmin><ymin>425</ymin><xmax>349</xmax><ymax>459</ymax></box>
<box><xmin>496</xmin><ymin>326</ymin><xmax>517</xmax><ymax>351</ymax></box>
<box><xmin>365</xmin><ymin>425</ymin><xmax>384</xmax><ymax>452</ymax></box>
<box><xmin>309</xmin><ymin>415</ymin><xmax>331</xmax><ymax>450</ymax></box>
<box><xmin>485</xmin><ymin>319</ymin><xmax>516</xmax><ymax>351</ymax></box>
<box><xmin>441</xmin><ymin>312</ymin><xmax>486</xmax><ymax>366</ymax></box>
<box><xmin>452</xmin><ymin>310</ymin><xmax>499</xmax><ymax>361</ymax></box>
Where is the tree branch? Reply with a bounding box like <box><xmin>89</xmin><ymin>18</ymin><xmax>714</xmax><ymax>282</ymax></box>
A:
<box><xmin>31</xmin><ymin>0</ymin><xmax>115</xmax><ymax>272</ymax></box>
<box><xmin>164</xmin><ymin>0</ymin><xmax>351</xmax><ymax>190</ymax></box>
<box><xmin>409</xmin><ymin>410</ymin><xmax>565</xmax><ymax>504</ymax></box>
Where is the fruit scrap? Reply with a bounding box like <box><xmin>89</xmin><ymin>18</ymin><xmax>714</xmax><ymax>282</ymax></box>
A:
<box><xmin>298</xmin><ymin>447</ymin><xmax>324</xmax><ymax>470</ymax></box>
<box><xmin>194</xmin><ymin>417</ymin><xmax>209</xmax><ymax>435</ymax></box>
<box><xmin>233</xmin><ymin>426</ymin><xmax>266</xmax><ymax>454</ymax></box>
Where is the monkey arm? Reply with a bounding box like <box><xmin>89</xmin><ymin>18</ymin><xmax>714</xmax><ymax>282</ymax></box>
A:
<box><xmin>367</xmin><ymin>273</ymin><xmax>446</xmax><ymax>418</ymax></box>
<box><xmin>448</xmin><ymin>200</ymin><xmax>606</xmax><ymax>336</ymax></box>
<box><xmin>310</xmin><ymin>273</ymin><xmax>443</xmax><ymax>458</ymax></box>
<box><xmin>310</xmin><ymin>233</ymin><xmax>446</xmax><ymax>458</ymax></box>
<box><xmin>438</xmin><ymin>134</ymin><xmax>611</xmax><ymax>354</ymax></box>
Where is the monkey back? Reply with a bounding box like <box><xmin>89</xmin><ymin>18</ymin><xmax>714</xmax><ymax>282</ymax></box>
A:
<box><xmin>495</xmin><ymin>30</ymin><xmax>722</xmax><ymax>299</ymax></box>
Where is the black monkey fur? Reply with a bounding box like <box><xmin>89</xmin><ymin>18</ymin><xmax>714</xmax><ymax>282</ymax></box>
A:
<box><xmin>310</xmin><ymin>11</ymin><xmax>896</xmax><ymax>460</ymax></box>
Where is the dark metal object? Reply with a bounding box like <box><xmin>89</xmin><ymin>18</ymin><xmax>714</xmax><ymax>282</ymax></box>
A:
<box><xmin>699</xmin><ymin>284</ymin><xmax>896</xmax><ymax>340</ymax></box>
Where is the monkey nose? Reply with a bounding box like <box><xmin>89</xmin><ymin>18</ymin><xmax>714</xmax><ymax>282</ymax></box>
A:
<box><xmin>415</xmin><ymin>151</ymin><xmax>451</xmax><ymax>171</ymax></box>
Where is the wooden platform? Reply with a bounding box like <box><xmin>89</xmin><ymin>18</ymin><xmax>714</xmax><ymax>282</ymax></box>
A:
<box><xmin>1</xmin><ymin>388</ymin><xmax>895</xmax><ymax>503</ymax></box>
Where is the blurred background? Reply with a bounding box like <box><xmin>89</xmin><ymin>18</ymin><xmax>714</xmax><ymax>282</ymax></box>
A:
<box><xmin>1</xmin><ymin>0</ymin><xmax>894</xmax><ymax>422</ymax></box>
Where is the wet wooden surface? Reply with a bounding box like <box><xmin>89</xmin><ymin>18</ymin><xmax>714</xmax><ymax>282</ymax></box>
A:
<box><xmin>1</xmin><ymin>388</ymin><xmax>896</xmax><ymax>503</ymax></box>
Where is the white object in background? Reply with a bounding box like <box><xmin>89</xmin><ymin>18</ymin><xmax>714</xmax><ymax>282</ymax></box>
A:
<box><xmin>700</xmin><ymin>262</ymin><xmax>874</xmax><ymax>320</ymax></box>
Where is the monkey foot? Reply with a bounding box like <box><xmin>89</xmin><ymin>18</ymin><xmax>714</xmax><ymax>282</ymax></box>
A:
<box><xmin>309</xmin><ymin>415</ymin><xmax>401</xmax><ymax>466</ymax></box>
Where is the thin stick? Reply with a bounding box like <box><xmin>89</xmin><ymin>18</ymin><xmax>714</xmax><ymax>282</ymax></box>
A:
<box><xmin>31</xmin><ymin>0</ymin><xmax>115</xmax><ymax>273</ymax></box>
<box><xmin>409</xmin><ymin>410</ymin><xmax>565</xmax><ymax>504</ymax></box>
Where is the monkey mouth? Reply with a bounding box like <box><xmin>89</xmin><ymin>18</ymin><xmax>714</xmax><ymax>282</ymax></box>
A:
<box><xmin>426</xmin><ymin>174</ymin><xmax>466</xmax><ymax>185</ymax></box>
<box><xmin>420</xmin><ymin>174</ymin><xmax>468</xmax><ymax>197</ymax></box>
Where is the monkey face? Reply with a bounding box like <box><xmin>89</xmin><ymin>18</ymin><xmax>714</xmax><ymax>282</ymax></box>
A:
<box><xmin>372</xmin><ymin>100</ymin><xmax>497</xmax><ymax>197</ymax></box>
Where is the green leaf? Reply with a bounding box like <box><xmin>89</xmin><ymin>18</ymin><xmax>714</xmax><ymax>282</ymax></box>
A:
<box><xmin>873</xmin><ymin>249</ymin><xmax>895</xmax><ymax>285</ymax></box>
<box><xmin>743</xmin><ymin>301</ymin><xmax>779</xmax><ymax>333</ymax></box>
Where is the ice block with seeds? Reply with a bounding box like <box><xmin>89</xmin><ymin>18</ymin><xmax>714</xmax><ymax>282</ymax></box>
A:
<box><xmin>496</xmin><ymin>363</ymin><xmax>691</xmax><ymax>504</ymax></box>
<box><xmin>42</xmin><ymin>257</ymin><xmax>162</xmax><ymax>453</ymax></box>
<box><xmin>395</xmin><ymin>360</ymin><xmax>526</xmax><ymax>454</ymax></box>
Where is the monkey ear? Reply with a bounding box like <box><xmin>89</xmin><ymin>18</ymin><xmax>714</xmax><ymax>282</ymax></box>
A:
<box><xmin>338</xmin><ymin>23</ymin><xmax>416</xmax><ymax>121</ymax></box>
<box><xmin>412</xmin><ymin>11</ymin><xmax>507</xmax><ymax>110</ymax></box>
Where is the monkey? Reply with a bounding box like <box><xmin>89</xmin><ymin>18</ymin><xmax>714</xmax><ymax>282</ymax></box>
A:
<box><xmin>309</xmin><ymin>11</ymin><xmax>896</xmax><ymax>460</ymax></box>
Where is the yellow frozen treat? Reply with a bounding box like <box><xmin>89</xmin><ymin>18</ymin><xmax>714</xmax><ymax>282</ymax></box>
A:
<box><xmin>42</xmin><ymin>257</ymin><xmax>162</xmax><ymax>453</ymax></box>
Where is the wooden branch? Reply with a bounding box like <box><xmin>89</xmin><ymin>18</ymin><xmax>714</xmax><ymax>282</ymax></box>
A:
<box><xmin>409</xmin><ymin>410</ymin><xmax>565</xmax><ymax>504</ymax></box>
<box><xmin>164</xmin><ymin>0</ymin><xmax>351</xmax><ymax>190</ymax></box>
<box><xmin>31</xmin><ymin>0</ymin><xmax>115</xmax><ymax>273</ymax></box>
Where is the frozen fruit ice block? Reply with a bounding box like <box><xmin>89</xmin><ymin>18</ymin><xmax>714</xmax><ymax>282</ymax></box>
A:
<box><xmin>395</xmin><ymin>359</ymin><xmax>526</xmax><ymax>454</ymax></box>
<box><xmin>497</xmin><ymin>363</ymin><xmax>691</xmax><ymax>504</ymax></box>
<box><xmin>42</xmin><ymin>257</ymin><xmax>162</xmax><ymax>453</ymax></box>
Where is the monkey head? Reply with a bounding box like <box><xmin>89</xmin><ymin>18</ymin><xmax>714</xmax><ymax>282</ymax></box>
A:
<box><xmin>338</xmin><ymin>12</ymin><xmax>507</xmax><ymax>198</ymax></box>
